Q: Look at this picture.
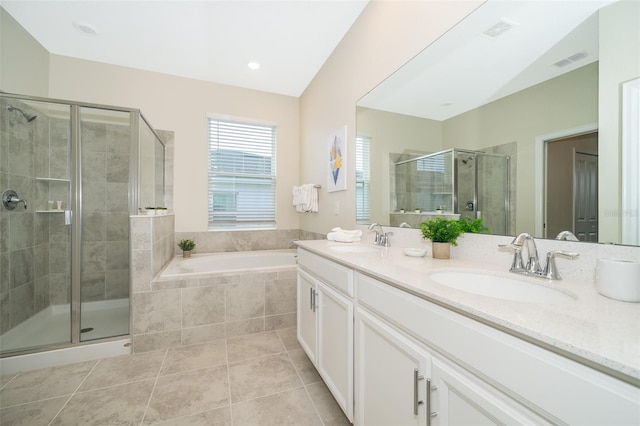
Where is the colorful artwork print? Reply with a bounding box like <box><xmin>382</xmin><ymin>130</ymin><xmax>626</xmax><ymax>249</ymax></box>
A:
<box><xmin>330</xmin><ymin>136</ymin><xmax>342</xmax><ymax>185</ymax></box>
<box><xmin>327</xmin><ymin>126</ymin><xmax>347</xmax><ymax>192</ymax></box>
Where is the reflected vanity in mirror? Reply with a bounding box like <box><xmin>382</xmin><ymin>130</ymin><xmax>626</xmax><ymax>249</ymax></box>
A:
<box><xmin>355</xmin><ymin>0</ymin><xmax>639</xmax><ymax>246</ymax></box>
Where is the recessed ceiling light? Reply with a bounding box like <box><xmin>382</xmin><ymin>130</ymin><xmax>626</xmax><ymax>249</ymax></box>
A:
<box><xmin>247</xmin><ymin>61</ymin><xmax>261</xmax><ymax>70</ymax></box>
<box><xmin>73</xmin><ymin>21</ymin><xmax>98</xmax><ymax>36</ymax></box>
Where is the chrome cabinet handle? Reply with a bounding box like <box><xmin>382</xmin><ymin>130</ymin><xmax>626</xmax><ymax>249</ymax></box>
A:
<box><xmin>309</xmin><ymin>287</ymin><xmax>313</xmax><ymax>311</ymax></box>
<box><xmin>427</xmin><ymin>378</ymin><xmax>438</xmax><ymax>425</ymax></box>
<box><xmin>414</xmin><ymin>368</ymin><xmax>424</xmax><ymax>415</ymax></box>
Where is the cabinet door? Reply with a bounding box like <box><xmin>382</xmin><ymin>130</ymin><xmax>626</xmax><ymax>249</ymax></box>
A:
<box><xmin>297</xmin><ymin>269</ymin><xmax>317</xmax><ymax>364</ymax></box>
<box><xmin>431</xmin><ymin>356</ymin><xmax>550</xmax><ymax>426</ymax></box>
<box><xmin>317</xmin><ymin>282</ymin><xmax>354</xmax><ymax>421</ymax></box>
<box><xmin>356</xmin><ymin>308</ymin><xmax>431</xmax><ymax>426</ymax></box>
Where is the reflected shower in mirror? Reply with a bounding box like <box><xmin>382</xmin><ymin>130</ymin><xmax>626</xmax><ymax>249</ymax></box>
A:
<box><xmin>355</xmin><ymin>0</ymin><xmax>640</xmax><ymax>245</ymax></box>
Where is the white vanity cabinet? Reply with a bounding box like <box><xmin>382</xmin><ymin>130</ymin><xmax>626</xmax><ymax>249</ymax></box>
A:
<box><xmin>356</xmin><ymin>302</ymin><xmax>546</xmax><ymax>426</ymax></box>
<box><xmin>355</xmin><ymin>272</ymin><xmax>640</xmax><ymax>426</ymax></box>
<box><xmin>297</xmin><ymin>249</ymin><xmax>354</xmax><ymax>421</ymax></box>
<box><xmin>356</xmin><ymin>307</ymin><xmax>432</xmax><ymax>426</ymax></box>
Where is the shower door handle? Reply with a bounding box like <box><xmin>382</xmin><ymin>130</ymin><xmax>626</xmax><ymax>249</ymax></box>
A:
<box><xmin>64</xmin><ymin>210</ymin><xmax>72</xmax><ymax>225</ymax></box>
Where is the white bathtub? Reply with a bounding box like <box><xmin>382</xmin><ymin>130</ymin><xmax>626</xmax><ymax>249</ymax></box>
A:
<box><xmin>160</xmin><ymin>249</ymin><xmax>297</xmax><ymax>278</ymax></box>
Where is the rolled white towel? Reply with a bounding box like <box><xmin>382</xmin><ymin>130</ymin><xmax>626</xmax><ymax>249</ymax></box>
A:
<box><xmin>330</xmin><ymin>227</ymin><xmax>362</xmax><ymax>237</ymax></box>
<box><xmin>327</xmin><ymin>231</ymin><xmax>361</xmax><ymax>243</ymax></box>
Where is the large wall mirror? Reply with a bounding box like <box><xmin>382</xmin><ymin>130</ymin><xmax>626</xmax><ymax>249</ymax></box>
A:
<box><xmin>355</xmin><ymin>0</ymin><xmax>639</xmax><ymax>246</ymax></box>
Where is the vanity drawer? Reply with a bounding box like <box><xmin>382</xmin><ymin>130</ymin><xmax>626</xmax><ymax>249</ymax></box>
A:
<box><xmin>298</xmin><ymin>249</ymin><xmax>353</xmax><ymax>297</ymax></box>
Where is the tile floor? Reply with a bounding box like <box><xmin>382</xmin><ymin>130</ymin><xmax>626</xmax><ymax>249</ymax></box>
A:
<box><xmin>0</xmin><ymin>328</ymin><xmax>351</xmax><ymax>426</ymax></box>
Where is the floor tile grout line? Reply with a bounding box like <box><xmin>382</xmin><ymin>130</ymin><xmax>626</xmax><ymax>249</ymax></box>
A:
<box><xmin>302</xmin><ymin>382</ymin><xmax>327</xmax><ymax>426</ymax></box>
<box><xmin>224</xmin><ymin>336</ymin><xmax>235</xmax><ymax>426</ymax></box>
<box><xmin>0</xmin><ymin>372</ymin><xmax>21</xmax><ymax>393</ymax></box>
<box><xmin>232</xmin><ymin>383</ymin><xmax>308</xmax><ymax>406</ymax></box>
<box><xmin>283</xmin><ymin>347</ymin><xmax>327</xmax><ymax>425</ymax></box>
<box><xmin>139</xmin><ymin>348</ymin><xmax>169</xmax><ymax>426</ymax></box>
<box><xmin>47</xmin><ymin>359</ymin><xmax>101</xmax><ymax>426</ymax></box>
<box><xmin>0</xmin><ymin>393</ymin><xmax>73</xmax><ymax>410</ymax></box>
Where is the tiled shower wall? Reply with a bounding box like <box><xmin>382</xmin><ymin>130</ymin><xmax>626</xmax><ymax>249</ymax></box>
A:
<box><xmin>79</xmin><ymin>120</ymin><xmax>131</xmax><ymax>302</ymax></box>
<box><xmin>0</xmin><ymin>100</ymin><xmax>71</xmax><ymax>334</ymax></box>
<box><xmin>130</xmin><ymin>228</ymin><xmax>325</xmax><ymax>353</ymax></box>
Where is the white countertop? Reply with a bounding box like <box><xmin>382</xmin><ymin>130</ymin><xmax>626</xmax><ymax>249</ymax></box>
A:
<box><xmin>296</xmin><ymin>239</ymin><xmax>640</xmax><ymax>385</ymax></box>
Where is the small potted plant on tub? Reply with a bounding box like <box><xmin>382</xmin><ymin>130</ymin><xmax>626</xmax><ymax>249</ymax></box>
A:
<box><xmin>178</xmin><ymin>239</ymin><xmax>196</xmax><ymax>258</ymax></box>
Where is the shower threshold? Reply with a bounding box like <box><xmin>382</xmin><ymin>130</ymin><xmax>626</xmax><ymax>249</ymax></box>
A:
<box><xmin>0</xmin><ymin>298</ymin><xmax>129</xmax><ymax>354</ymax></box>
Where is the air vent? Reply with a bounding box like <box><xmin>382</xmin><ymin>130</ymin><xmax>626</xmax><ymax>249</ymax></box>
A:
<box><xmin>482</xmin><ymin>20</ymin><xmax>516</xmax><ymax>38</ymax></box>
<box><xmin>554</xmin><ymin>51</ymin><xmax>589</xmax><ymax>67</ymax></box>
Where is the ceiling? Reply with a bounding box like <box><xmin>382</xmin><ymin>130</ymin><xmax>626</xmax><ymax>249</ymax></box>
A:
<box><xmin>358</xmin><ymin>0</ymin><xmax>613</xmax><ymax>121</ymax></box>
<box><xmin>1</xmin><ymin>0</ymin><xmax>369</xmax><ymax>97</ymax></box>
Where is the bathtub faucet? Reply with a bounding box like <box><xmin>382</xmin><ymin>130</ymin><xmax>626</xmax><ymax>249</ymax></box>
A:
<box><xmin>288</xmin><ymin>239</ymin><xmax>299</xmax><ymax>248</ymax></box>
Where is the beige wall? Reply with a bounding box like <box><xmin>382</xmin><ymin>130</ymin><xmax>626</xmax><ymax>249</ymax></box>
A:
<box><xmin>598</xmin><ymin>0</ymin><xmax>640</xmax><ymax>243</ymax></box>
<box><xmin>298</xmin><ymin>0</ymin><xmax>483</xmax><ymax>234</ymax></box>
<box><xmin>3</xmin><ymin>1</ymin><xmax>486</xmax><ymax>236</ymax></box>
<box><xmin>443</xmin><ymin>62</ymin><xmax>598</xmax><ymax>235</ymax></box>
<box><xmin>43</xmin><ymin>55</ymin><xmax>300</xmax><ymax>232</ymax></box>
<box><xmin>0</xmin><ymin>8</ymin><xmax>49</xmax><ymax>96</ymax></box>
<box><xmin>356</xmin><ymin>107</ymin><xmax>443</xmax><ymax>224</ymax></box>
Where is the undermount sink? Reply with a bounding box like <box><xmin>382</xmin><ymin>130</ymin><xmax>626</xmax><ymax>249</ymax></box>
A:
<box><xmin>328</xmin><ymin>245</ymin><xmax>379</xmax><ymax>254</ymax></box>
<box><xmin>428</xmin><ymin>270</ymin><xmax>576</xmax><ymax>304</ymax></box>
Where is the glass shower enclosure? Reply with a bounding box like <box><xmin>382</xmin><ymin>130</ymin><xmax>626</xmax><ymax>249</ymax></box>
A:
<box><xmin>0</xmin><ymin>93</ymin><xmax>165</xmax><ymax>356</ymax></box>
<box><xmin>393</xmin><ymin>148</ymin><xmax>510</xmax><ymax>234</ymax></box>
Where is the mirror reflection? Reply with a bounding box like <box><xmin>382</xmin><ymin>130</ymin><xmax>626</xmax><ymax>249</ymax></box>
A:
<box><xmin>355</xmin><ymin>0</ymin><xmax>639</xmax><ymax>246</ymax></box>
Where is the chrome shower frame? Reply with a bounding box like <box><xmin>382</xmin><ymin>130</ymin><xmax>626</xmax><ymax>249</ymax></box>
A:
<box><xmin>0</xmin><ymin>91</ymin><xmax>165</xmax><ymax>357</ymax></box>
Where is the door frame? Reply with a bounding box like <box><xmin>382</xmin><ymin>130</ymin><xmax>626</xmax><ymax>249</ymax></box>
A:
<box><xmin>534</xmin><ymin>123</ymin><xmax>597</xmax><ymax>238</ymax></box>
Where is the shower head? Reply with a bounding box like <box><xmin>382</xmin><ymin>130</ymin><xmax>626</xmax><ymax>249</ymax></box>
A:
<box><xmin>461</xmin><ymin>156</ymin><xmax>474</xmax><ymax>165</ymax></box>
<box><xmin>7</xmin><ymin>106</ymin><xmax>37</xmax><ymax>122</ymax></box>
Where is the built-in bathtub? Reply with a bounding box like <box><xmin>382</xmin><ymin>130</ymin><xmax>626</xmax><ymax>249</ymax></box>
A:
<box><xmin>132</xmin><ymin>249</ymin><xmax>298</xmax><ymax>353</ymax></box>
<box><xmin>160</xmin><ymin>249</ymin><xmax>297</xmax><ymax>278</ymax></box>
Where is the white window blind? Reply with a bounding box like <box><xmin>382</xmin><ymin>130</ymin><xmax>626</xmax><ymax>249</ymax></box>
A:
<box><xmin>208</xmin><ymin>117</ymin><xmax>276</xmax><ymax>230</ymax></box>
<box><xmin>356</xmin><ymin>135</ymin><xmax>371</xmax><ymax>224</ymax></box>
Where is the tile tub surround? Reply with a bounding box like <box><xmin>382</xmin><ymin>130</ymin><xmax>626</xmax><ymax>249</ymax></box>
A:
<box><xmin>131</xmin><ymin>213</ymin><xmax>175</xmax><ymax>294</ymax></box>
<box><xmin>131</xmin><ymin>225</ymin><xmax>323</xmax><ymax>353</ymax></box>
<box><xmin>133</xmin><ymin>267</ymin><xmax>297</xmax><ymax>353</ymax></box>
<box><xmin>0</xmin><ymin>329</ymin><xmax>350</xmax><ymax>425</ymax></box>
<box><xmin>297</xmin><ymin>237</ymin><xmax>640</xmax><ymax>384</ymax></box>
<box><xmin>174</xmin><ymin>228</ymin><xmax>325</xmax><ymax>255</ymax></box>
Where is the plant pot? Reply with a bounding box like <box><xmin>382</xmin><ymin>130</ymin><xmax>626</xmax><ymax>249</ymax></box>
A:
<box><xmin>183</xmin><ymin>250</ymin><xmax>192</xmax><ymax>258</ymax></box>
<box><xmin>432</xmin><ymin>242</ymin><xmax>451</xmax><ymax>259</ymax></box>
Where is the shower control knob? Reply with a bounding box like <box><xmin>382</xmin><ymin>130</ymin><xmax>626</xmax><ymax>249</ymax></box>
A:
<box><xmin>2</xmin><ymin>189</ymin><xmax>28</xmax><ymax>210</ymax></box>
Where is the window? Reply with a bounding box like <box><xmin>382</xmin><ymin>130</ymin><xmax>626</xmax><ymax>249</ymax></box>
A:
<box><xmin>208</xmin><ymin>117</ymin><xmax>276</xmax><ymax>230</ymax></box>
<box><xmin>355</xmin><ymin>135</ymin><xmax>371</xmax><ymax>224</ymax></box>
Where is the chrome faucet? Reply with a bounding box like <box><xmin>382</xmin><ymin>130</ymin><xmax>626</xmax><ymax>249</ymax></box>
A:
<box><xmin>499</xmin><ymin>233</ymin><xmax>579</xmax><ymax>280</ymax></box>
<box><xmin>368</xmin><ymin>223</ymin><xmax>393</xmax><ymax>247</ymax></box>
<box><xmin>512</xmin><ymin>232</ymin><xmax>542</xmax><ymax>275</ymax></box>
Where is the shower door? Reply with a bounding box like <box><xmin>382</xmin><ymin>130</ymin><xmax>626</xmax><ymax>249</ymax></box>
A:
<box><xmin>476</xmin><ymin>153</ymin><xmax>510</xmax><ymax>235</ymax></box>
<box><xmin>1</xmin><ymin>98</ymin><xmax>73</xmax><ymax>353</ymax></box>
<box><xmin>77</xmin><ymin>107</ymin><xmax>131</xmax><ymax>342</ymax></box>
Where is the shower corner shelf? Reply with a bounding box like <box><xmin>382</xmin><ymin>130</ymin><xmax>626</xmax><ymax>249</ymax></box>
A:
<box><xmin>36</xmin><ymin>209</ymin><xmax>65</xmax><ymax>214</ymax></box>
<box><xmin>36</xmin><ymin>177</ymin><xmax>70</xmax><ymax>183</ymax></box>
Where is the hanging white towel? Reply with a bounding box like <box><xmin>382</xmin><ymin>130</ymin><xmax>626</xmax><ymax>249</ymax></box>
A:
<box><xmin>327</xmin><ymin>227</ymin><xmax>362</xmax><ymax>243</ymax></box>
<box><xmin>292</xmin><ymin>184</ymin><xmax>318</xmax><ymax>213</ymax></box>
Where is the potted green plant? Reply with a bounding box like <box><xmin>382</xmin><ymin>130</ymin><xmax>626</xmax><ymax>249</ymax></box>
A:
<box><xmin>458</xmin><ymin>216</ymin><xmax>490</xmax><ymax>234</ymax></box>
<box><xmin>178</xmin><ymin>239</ymin><xmax>196</xmax><ymax>258</ymax></box>
<box><xmin>420</xmin><ymin>217</ymin><xmax>463</xmax><ymax>259</ymax></box>
<box><xmin>420</xmin><ymin>217</ymin><xmax>489</xmax><ymax>259</ymax></box>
